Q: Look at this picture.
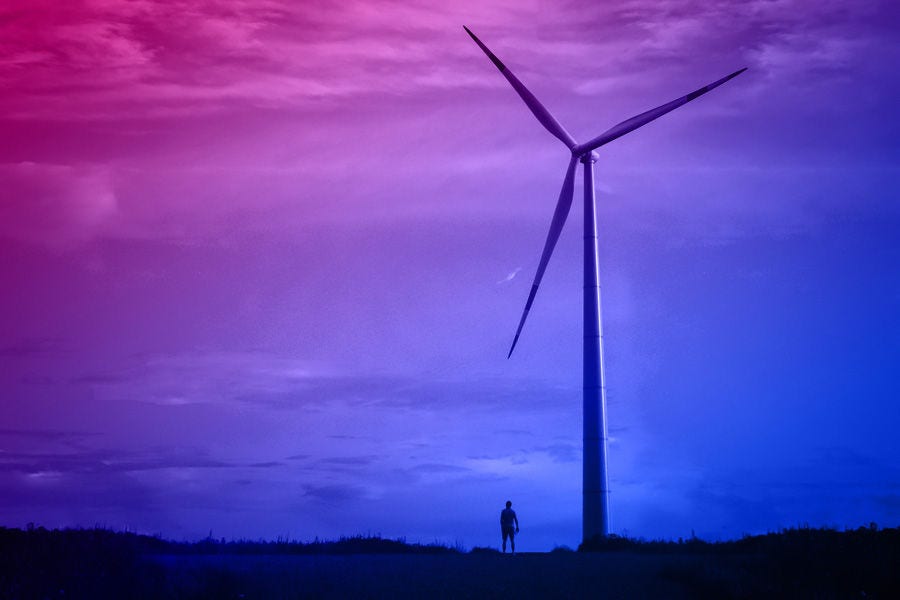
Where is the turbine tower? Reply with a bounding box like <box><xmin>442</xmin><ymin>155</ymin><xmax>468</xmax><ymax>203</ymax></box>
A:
<box><xmin>464</xmin><ymin>26</ymin><xmax>745</xmax><ymax>542</ymax></box>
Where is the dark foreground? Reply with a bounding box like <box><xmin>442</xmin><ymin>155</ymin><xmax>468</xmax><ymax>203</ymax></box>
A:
<box><xmin>2</xmin><ymin>526</ymin><xmax>899</xmax><ymax>598</ymax></box>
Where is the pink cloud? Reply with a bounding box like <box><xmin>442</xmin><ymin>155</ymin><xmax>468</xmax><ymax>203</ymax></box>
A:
<box><xmin>0</xmin><ymin>163</ymin><xmax>117</xmax><ymax>246</ymax></box>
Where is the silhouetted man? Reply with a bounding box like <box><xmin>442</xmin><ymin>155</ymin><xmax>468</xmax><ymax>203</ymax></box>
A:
<box><xmin>500</xmin><ymin>500</ymin><xmax>519</xmax><ymax>553</ymax></box>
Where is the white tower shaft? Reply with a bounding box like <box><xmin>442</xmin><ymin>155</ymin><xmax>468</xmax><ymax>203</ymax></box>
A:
<box><xmin>582</xmin><ymin>154</ymin><xmax>610</xmax><ymax>540</ymax></box>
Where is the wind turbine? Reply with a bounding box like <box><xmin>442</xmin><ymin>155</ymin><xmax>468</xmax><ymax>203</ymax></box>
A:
<box><xmin>464</xmin><ymin>26</ymin><xmax>745</xmax><ymax>542</ymax></box>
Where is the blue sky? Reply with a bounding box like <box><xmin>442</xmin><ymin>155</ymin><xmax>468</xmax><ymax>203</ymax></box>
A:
<box><xmin>1</xmin><ymin>0</ymin><xmax>898</xmax><ymax>550</ymax></box>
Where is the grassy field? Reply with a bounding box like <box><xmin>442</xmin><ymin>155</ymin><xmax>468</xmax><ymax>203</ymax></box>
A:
<box><xmin>2</xmin><ymin>526</ymin><xmax>898</xmax><ymax>598</ymax></box>
<box><xmin>144</xmin><ymin>552</ymin><xmax>722</xmax><ymax>598</ymax></box>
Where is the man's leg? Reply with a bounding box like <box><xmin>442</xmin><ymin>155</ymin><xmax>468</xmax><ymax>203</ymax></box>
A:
<box><xmin>510</xmin><ymin>531</ymin><xmax>515</xmax><ymax>554</ymax></box>
<box><xmin>502</xmin><ymin>529</ymin><xmax>508</xmax><ymax>553</ymax></box>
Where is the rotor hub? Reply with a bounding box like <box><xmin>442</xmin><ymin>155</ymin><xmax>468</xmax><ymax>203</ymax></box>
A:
<box><xmin>579</xmin><ymin>150</ymin><xmax>600</xmax><ymax>164</ymax></box>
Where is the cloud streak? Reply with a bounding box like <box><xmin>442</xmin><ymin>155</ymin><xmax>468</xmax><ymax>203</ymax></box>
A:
<box><xmin>497</xmin><ymin>267</ymin><xmax>521</xmax><ymax>284</ymax></box>
<box><xmin>0</xmin><ymin>163</ymin><xmax>117</xmax><ymax>246</ymax></box>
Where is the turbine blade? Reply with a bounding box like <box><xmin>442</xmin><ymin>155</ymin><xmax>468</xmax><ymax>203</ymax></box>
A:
<box><xmin>573</xmin><ymin>68</ymin><xmax>747</xmax><ymax>155</ymax></box>
<box><xmin>464</xmin><ymin>26</ymin><xmax>577</xmax><ymax>150</ymax></box>
<box><xmin>508</xmin><ymin>156</ymin><xmax>579</xmax><ymax>358</ymax></box>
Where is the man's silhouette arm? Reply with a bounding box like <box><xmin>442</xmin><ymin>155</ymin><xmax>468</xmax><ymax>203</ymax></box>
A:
<box><xmin>515</xmin><ymin>513</ymin><xmax>520</xmax><ymax>532</ymax></box>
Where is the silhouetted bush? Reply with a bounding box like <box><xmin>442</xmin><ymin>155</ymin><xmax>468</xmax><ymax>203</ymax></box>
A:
<box><xmin>579</xmin><ymin>525</ymin><xmax>900</xmax><ymax>597</ymax></box>
<box><xmin>0</xmin><ymin>525</ymin><xmax>167</xmax><ymax>598</ymax></box>
<box><xmin>0</xmin><ymin>526</ymin><xmax>459</xmax><ymax>597</ymax></box>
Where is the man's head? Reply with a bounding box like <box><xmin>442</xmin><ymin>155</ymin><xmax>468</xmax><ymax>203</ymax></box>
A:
<box><xmin>506</xmin><ymin>500</ymin><xmax>512</xmax><ymax>508</ymax></box>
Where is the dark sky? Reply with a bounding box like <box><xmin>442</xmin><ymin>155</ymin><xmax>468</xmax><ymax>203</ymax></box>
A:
<box><xmin>1</xmin><ymin>0</ymin><xmax>898</xmax><ymax>551</ymax></box>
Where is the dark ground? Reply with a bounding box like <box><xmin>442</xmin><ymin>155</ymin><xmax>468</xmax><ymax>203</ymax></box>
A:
<box><xmin>145</xmin><ymin>553</ymin><xmax>723</xmax><ymax>598</ymax></box>
<box><xmin>2</xmin><ymin>526</ymin><xmax>898</xmax><ymax>598</ymax></box>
